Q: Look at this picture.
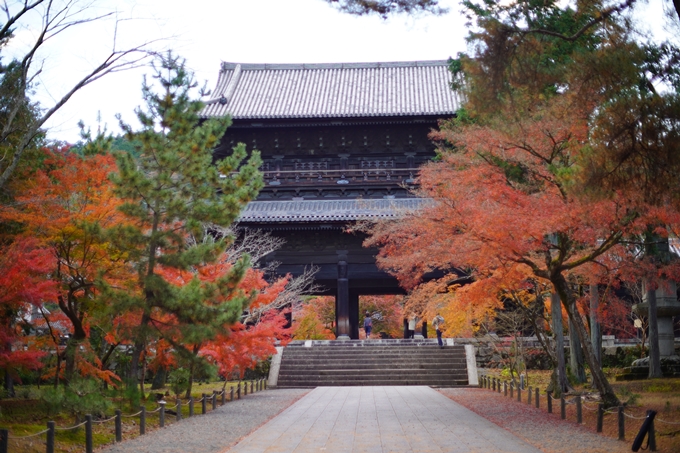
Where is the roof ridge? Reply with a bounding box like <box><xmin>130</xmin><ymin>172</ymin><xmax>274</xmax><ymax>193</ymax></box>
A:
<box><xmin>220</xmin><ymin>61</ymin><xmax>450</xmax><ymax>72</ymax></box>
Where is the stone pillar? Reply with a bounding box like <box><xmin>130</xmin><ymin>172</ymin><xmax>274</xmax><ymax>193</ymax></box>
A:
<box><xmin>349</xmin><ymin>291</ymin><xmax>359</xmax><ymax>340</ymax></box>
<box><xmin>336</xmin><ymin>260</ymin><xmax>350</xmax><ymax>339</ymax></box>
<box><xmin>646</xmin><ymin>280</ymin><xmax>679</xmax><ymax>357</ymax></box>
<box><xmin>590</xmin><ymin>284</ymin><xmax>602</xmax><ymax>365</ymax></box>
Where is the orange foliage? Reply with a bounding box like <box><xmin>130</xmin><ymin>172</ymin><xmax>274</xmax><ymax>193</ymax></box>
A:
<box><xmin>200</xmin><ymin>309</ymin><xmax>291</xmax><ymax>379</ymax></box>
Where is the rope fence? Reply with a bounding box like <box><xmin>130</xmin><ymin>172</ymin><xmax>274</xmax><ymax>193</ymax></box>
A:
<box><xmin>0</xmin><ymin>378</ymin><xmax>268</xmax><ymax>453</ymax></box>
<box><xmin>478</xmin><ymin>375</ymin><xmax>671</xmax><ymax>452</ymax></box>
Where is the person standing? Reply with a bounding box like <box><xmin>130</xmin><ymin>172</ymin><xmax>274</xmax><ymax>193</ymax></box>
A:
<box><xmin>432</xmin><ymin>313</ymin><xmax>445</xmax><ymax>348</ymax></box>
<box><xmin>408</xmin><ymin>314</ymin><xmax>417</xmax><ymax>339</ymax></box>
<box><xmin>363</xmin><ymin>312</ymin><xmax>372</xmax><ymax>339</ymax></box>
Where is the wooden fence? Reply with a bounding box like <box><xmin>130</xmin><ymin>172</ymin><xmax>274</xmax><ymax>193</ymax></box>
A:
<box><xmin>0</xmin><ymin>379</ymin><xmax>267</xmax><ymax>453</ymax></box>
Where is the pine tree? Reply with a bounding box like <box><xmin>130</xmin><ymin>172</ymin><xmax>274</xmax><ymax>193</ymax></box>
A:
<box><xmin>104</xmin><ymin>53</ymin><xmax>263</xmax><ymax>389</ymax></box>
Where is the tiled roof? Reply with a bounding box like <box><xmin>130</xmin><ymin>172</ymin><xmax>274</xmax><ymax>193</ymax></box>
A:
<box><xmin>202</xmin><ymin>61</ymin><xmax>461</xmax><ymax>119</ymax></box>
<box><xmin>238</xmin><ymin>198</ymin><xmax>428</xmax><ymax>223</ymax></box>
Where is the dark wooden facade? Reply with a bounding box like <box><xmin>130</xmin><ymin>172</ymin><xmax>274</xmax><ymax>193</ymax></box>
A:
<box><xmin>205</xmin><ymin>62</ymin><xmax>459</xmax><ymax>339</ymax></box>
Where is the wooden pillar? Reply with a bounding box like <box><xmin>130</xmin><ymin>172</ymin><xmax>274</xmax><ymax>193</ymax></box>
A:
<box><xmin>349</xmin><ymin>290</ymin><xmax>360</xmax><ymax>340</ymax></box>
<box><xmin>336</xmin><ymin>260</ymin><xmax>350</xmax><ymax>339</ymax></box>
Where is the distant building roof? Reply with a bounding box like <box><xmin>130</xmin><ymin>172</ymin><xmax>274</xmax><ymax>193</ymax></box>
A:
<box><xmin>202</xmin><ymin>61</ymin><xmax>461</xmax><ymax>120</ymax></box>
<box><xmin>238</xmin><ymin>198</ymin><xmax>429</xmax><ymax>223</ymax></box>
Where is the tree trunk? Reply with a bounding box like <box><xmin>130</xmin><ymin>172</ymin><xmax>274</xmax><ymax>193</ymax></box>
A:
<box><xmin>128</xmin><ymin>312</ymin><xmax>151</xmax><ymax>386</ymax></box>
<box><xmin>553</xmin><ymin>276</ymin><xmax>620</xmax><ymax>407</ymax></box>
<box><xmin>645</xmin><ymin>279</ymin><xmax>662</xmax><ymax>378</ymax></box>
<box><xmin>151</xmin><ymin>367</ymin><xmax>167</xmax><ymax>390</ymax></box>
<box><xmin>4</xmin><ymin>369</ymin><xmax>14</xmax><ymax>398</ymax></box>
<box><xmin>184</xmin><ymin>344</ymin><xmax>201</xmax><ymax>399</ymax></box>
<box><xmin>568</xmin><ymin>314</ymin><xmax>586</xmax><ymax>383</ymax></box>
<box><xmin>550</xmin><ymin>293</ymin><xmax>569</xmax><ymax>396</ymax></box>
<box><xmin>589</xmin><ymin>284</ymin><xmax>602</xmax><ymax>367</ymax></box>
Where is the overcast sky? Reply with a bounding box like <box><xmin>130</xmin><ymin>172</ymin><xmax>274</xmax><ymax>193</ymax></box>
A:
<box><xmin>6</xmin><ymin>0</ymin><xmax>675</xmax><ymax>143</ymax></box>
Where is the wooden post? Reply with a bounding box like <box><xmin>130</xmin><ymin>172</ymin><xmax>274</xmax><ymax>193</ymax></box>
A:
<box><xmin>0</xmin><ymin>428</ymin><xmax>7</xmax><ymax>453</ymax></box>
<box><xmin>618</xmin><ymin>406</ymin><xmax>625</xmax><ymax>440</ymax></box>
<box><xmin>230</xmin><ymin>387</ymin><xmax>234</xmax><ymax>402</ymax></box>
<box><xmin>0</xmin><ymin>429</ymin><xmax>7</xmax><ymax>453</ymax></box>
<box><xmin>160</xmin><ymin>402</ymin><xmax>165</xmax><ymax>428</ymax></box>
<box><xmin>510</xmin><ymin>383</ymin><xmax>513</xmax><ymax>399</ymax></box>
<box><xmin>244</xmin><ymin>381</ymin><xmax>248</xmax><ymax>396</ymax></box>
<box><xmin>504</xmin><ymin>381</ymin><xmax>507</xmax><ymax>397</ymax></box>
<box><xmin>115</xmin><ymin>409</ymin><xmax>122</xmax><ymax>442</ymax></box>
<box><xmin>517</xmin><ymin>386</ymin><xmax>521</xmax><ymax>403</ymax></box>
<box><xmin>535</xmin><ymin>388</ymin><xmax>539</xmax><ymax>409</ymax></box>
<box><xmin>202</xmin><ymin>394</ymin><xmax>207</xmax><ymax>414</ymax></box>
<box><xmin>597</xmin><ymin>404</ymin><xmax>603</xmax><ymax>433</ymax></box>
<box><xmin>176</xmin><ymin>398</ymin><xmax>182</xmax><ymax>421</ymax></box>
<box><xmin>221</xmin><ymin>390</ymin><xmax>226</xmax><ymax>405</ymax></box>
<box><xmin>46</xmin><ymin>421</ymin><xmax>55</xmax><ymax>453</ymax></box>
<box><xmin>140</xmin><ymin>406</ymin><xmax>146</xmax><ymax>435</ymax></box>
<box><xmin>189</xmin><ymin>397</ymin><xmax>194</xmax><ymax>417</ymax></box>
<box><xmin>649</xmin><ymin>416</ymin><xmax>657</xmax><ymax>451</ymax></box>
<box><xmin>527</xmin><ymin>386</ymin><xmax>532</xmax><ymax>405</ymax></box>
<box><xmin>492</xmin><ymin>378</ymin><xmax>496</xmax><ymax>392</ymax></box>
<box><xmin>250</xmin><ymin>381</ymin><xmax>254</xmax><ymax>394</ymax></box>
<box><xmin>212</xmin><ymin>391</ymin><xmax>217</xmax><ymax>410</ymax></box>
<box><xmin>547</xmin><ymin>391</ymin><xmax>552</xmax><ymax>414</ymax></box>
<box><xmin>576</xmin><ymin>397</ymin><xmax>582</xmax><ymax>424</ymax></box>
<box><xmin>560</xmin><ymin>396</ymin><xmax>566</xmax><ymax>420</ymax></box>
<box><xmin>264</xmin><ymin>379</ymin><xmax>267</xmax><ymax>390</ymax></box>
<box><xmin>85</xmin><ymin>415</ymin><xmax>93</xmax><ymax>453</ymax></box>
<box><xmin>237</xmin><ymin>383</ymin><xmax>241</xmax><ymax>399</ymax></box>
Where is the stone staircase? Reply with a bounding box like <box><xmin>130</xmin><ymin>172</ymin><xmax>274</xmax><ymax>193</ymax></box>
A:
<box><xmin>273</xmin><ymin>339</ymin><xmax>470</xmax><ymax>388</ymax></box>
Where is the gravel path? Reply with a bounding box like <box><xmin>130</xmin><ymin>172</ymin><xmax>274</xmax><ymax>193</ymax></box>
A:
<box><xmin>439</xmin><ymin>388</ymin><xmax>631</xmax><ymax>453</ymax></box>
<box><xmin>97</xmin><ymin>389</ymin><xmax>309</xmax><ymax>453</ymax></box>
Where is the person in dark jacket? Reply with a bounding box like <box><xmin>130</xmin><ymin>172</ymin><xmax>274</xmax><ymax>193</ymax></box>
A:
<box><xmin>363</xmin><ymin>312</ymin><xmax>373</xmax><ymax>339</ymax></box>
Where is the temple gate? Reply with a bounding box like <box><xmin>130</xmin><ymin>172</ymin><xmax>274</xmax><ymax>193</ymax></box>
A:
<box><xmin>203</xmin><ymin>61</ymin><xmax>460</xmax><ymax>338</ymax></box>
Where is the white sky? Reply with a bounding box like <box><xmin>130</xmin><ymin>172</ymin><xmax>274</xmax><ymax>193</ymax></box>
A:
<box><xmin>8</xmin><ymin>0</ymin><xmax>467</xmax><ymax>143</ymax></box>
<box><xmin>5</xmin><ymin>0</ymin><xmax>675</xmax><ymax>143</ymax></box>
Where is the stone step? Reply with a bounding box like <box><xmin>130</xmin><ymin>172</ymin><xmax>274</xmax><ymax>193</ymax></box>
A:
<box><xmin>275</xmin><ymin>341</ymin><xmax>470</xmax><ymax>388</ymax></box>
<box><xmin>280</xmin><ymin>360</ymin><xmax>466</xmax><ymax>368</ymax></box>
<box><xmin>281</xmin><ymin>354</ymin><xmax>465</xmax><ymax>361</ymax></box>
<box><xmin>276</xmin><ymin>378</ymin><xmax>469</xmax><ymax>388</ymax></box>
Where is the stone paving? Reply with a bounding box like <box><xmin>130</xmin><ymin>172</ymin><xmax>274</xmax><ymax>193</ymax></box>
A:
<box><xmin>222</xmin><ymin>386</ymin><xmax>543</xmax><ymax>453</ymax></box>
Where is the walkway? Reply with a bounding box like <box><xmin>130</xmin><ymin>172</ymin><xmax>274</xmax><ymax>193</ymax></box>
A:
<box><xmin>224</xmin><ymin>386</ymin><xmax>543</xmax><ymax>453</ymax></box>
